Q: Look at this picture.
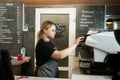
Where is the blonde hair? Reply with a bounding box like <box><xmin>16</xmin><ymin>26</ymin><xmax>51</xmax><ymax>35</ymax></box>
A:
<box><xmin>37</xmin><ymin>20</ymin><xmax>55</xmax><ymax>41</ymax></box>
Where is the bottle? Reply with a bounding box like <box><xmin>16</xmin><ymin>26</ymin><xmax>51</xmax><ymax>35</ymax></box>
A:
<box><xmin>21</xmin><ymin>47</ymin><xmax>26</xmax><ymax>57</ymax></box>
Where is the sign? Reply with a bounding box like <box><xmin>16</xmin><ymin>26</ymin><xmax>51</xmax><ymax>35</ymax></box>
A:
<box><xmin>76</xmin><ymin>6</ymin><xmax>105</xmax><ymax>36</ymax></box>
<box><xmin>0</xmin><ymin>2</ymin><xmax>23</xmax><ymax>56</ymax></box>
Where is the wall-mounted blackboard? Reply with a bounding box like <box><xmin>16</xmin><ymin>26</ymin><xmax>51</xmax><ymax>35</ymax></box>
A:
<box><xmin>76</xmin><ymin>6</ymin><xmax>105</xmax><ymax>37</ymax></box>
<box><xmin>0</xmin><ymin>2</ymin><xmax>23</xmax><ymax>56</ymax></box>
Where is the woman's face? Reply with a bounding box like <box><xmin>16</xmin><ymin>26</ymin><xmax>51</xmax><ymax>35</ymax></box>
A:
<box><xmin>44</xmin><ymin>24</ymin><xmax>56</xmax><ymax>39</ymax></box>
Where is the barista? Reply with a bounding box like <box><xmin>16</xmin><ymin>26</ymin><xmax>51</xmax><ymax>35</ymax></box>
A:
<box><xmin>35</xmin><ymin>20</ymin><xmax>84</xmax><ymax>77</ymax></box>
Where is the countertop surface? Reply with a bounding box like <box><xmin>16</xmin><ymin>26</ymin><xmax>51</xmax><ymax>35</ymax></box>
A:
<box><xmin>71</xmin><ymin>74</ymin><xmax>111</xmax><ymax>80</ymax></box>
<box><xmin>15</xmin><ymin>76</ymin><xmax>70</xmax><ymax>80</ymax></box>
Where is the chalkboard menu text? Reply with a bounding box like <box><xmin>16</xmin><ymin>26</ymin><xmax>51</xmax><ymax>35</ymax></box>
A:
<box><xmin>0</xmin><ymin>2</ymin><xmax>23</xmax><ymax>56</ymax></box>
<box><xmin>76</xmin><ymin>6</ymin><xmax>105</xmax><ymax>37</ymax></box>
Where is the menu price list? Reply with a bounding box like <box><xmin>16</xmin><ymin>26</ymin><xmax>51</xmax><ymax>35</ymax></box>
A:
<box><xmin>76</xmin><ymin>6</ymin><xmax>105</xmax><ymax>36</ymax></box>
<box><xmin>0</xmin><ymin>2</ymin><xmax>23</xmax><ymax>55</ymax></box>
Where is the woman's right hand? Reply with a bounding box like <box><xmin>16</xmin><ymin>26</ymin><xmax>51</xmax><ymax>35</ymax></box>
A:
<box><xmin>74</xmin><ymin>37</ymin><xmax>84</xmax><ymax>46</ymax></box>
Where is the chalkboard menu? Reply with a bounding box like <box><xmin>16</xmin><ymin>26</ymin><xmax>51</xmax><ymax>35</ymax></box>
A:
<box><xmin>76</xmin><ymin>6</ymin><xmax>105</xmax><ymax>37</ymax></box>
<box><xmin>0</xmin><ymin>2</ymin><xmax>23</xmax><ymax>56</ymax></box>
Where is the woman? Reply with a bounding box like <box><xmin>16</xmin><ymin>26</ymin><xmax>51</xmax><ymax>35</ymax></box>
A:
<box><xmin>35</xmin><ymin>20</ymin><xmax>84</xmax><ymax>78</ymax></box>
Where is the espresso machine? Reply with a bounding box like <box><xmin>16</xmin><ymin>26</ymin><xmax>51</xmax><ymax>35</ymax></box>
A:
<box><xmin>84</xmin><ymin>29</ymin><xmax>120</xmax><ymax>80</ymax></box>
<box><xmin>85</xmin><ymin>30</ymin><xmax>120</xmax><ymax>62</ymax></box>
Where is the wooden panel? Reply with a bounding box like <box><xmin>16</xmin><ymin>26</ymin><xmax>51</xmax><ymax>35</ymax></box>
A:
<box><xmin>0</xmin><ymin>0</ymin><xmax>120</xmax><ymax>6</ymax></box>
